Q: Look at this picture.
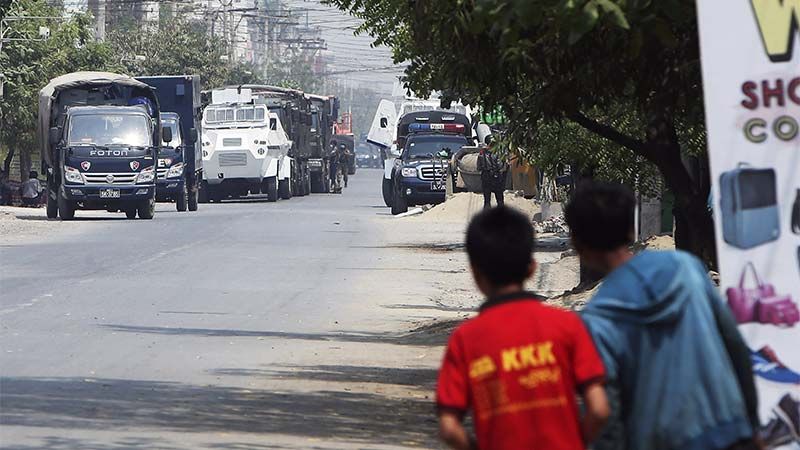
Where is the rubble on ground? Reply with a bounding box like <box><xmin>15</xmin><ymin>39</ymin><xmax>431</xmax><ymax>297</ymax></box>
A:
<box><xmin>533</xmin><ymin>214</ymin><xmax>569</xmax><ymax>235</ymax></box>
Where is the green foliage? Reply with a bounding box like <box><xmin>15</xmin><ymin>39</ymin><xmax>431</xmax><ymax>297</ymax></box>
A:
<box><xmin>326</xmin><ymin>0</ymin><xmax>704</xmax><ymax>182</ymax></box>
<box><xmin>107</xmin><ymin>19</ymin><xmax>230</xmax><ymax>89</ymax></box>
<box><xmin>0</xmin><ymin>0</ymin><xmax>116</xmax><ymax>176</ymax></box>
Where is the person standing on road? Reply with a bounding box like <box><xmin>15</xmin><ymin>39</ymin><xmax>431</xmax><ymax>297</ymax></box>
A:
<box><xmin>21</xmin><ymin>171</ymin><xmax>42</xmax><ymax>207</ymax></box>
<box><xmin>477</xmin><ymin>145</ymin><xmax>508</xmax><ymax>209</ymax></box>
<box><xmin>565</xmin><ymin>181</ymin><xmax>760</xmax><ymax>450</ymax></box>
<box><xmin>436</xmin><ymin>206</ymin><xmax>610</xmax><ymax>450</ymax></box>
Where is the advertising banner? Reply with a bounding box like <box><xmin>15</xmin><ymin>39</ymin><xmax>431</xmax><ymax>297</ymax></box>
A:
<box><xmin>697</xmin><ymin>1</ymin><xmax>800</xmax><ymax>447</ymax></box>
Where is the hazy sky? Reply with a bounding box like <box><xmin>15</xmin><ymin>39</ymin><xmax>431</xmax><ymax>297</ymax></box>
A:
<box><xmin>286</xmin><ymin>0</ymin><xmax>405</xmax><ymax>96</ymax></box>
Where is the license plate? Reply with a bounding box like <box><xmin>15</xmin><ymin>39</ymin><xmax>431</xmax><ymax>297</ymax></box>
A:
<box><xmin>431</xmin><ymin>181</ymin><xmax>446</xmax><ymax>191</ymax></box>
<box><xmin>99</xmin><ymin>189</ymin><xmax>120</xmax><ymax>198</ymax></box>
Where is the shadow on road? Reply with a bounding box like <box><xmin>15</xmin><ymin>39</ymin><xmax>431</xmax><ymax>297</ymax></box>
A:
<box><xmin>99</xmin><ymin>324</ymin><xmax>446</xmax><ymax>346</ymax></box>
<box><xmin>208</xmin><ymin>364</ymin><xmax>438</xmax><ymax>389</ymax></box>
<box><xmin>0</xmin><ymin>376</ymin><xmax>437</xmax><ymax>447</ymax></box>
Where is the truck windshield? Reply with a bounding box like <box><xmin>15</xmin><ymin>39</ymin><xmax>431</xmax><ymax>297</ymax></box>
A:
<box><xmin>204</xmin><ymin>105</ymin><xmax>267</xmax><ymax>126</ymax></box>
<box><xmin>405</xmin><ymin>136</ymin><xmax>467</xmax><ymax>159</ymax></box>
<box><xmin>161</xmin><ymin>119</ymin><xmax>182</xmax><ymax>147</ymax></box>
<box><xmin>68</xmin><ymin>114</ymin><xmax>151</xmax><ymax>147</ymax></box>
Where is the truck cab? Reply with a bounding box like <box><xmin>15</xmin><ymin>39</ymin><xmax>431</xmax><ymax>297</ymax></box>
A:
<box><xmin>200</xmin><ymin>95</ymin><xmax>293</xmax><ymax>202</ymax></box>
<box><xmin>40</xmin><ymin>72</ymin><xmax>166</xmax><ymax>220</ymax></box>
<box><xmin>60</xmin><ymin>105</ymin><xmax>161</xmax><ymax>219</ymax></box>
<box><xmin>156</xmin><ymin>112</ymin><xmax>191</xmax><ymax>209</ymax></box>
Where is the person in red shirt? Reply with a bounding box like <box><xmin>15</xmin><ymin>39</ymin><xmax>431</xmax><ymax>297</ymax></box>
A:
<box><xmin>437</xmin><ymin>206</ymin><xmax>610</xmax><ymax>450</ymax></box>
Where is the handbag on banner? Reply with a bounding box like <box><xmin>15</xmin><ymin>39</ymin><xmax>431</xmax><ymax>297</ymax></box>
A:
<box><xmin>725</xmin><ymin>262</ymin><xmax>799</xmax><ymax>326</ymax></box>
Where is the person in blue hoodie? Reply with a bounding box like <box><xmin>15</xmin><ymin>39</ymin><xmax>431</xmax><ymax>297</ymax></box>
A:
<box><xmin>564</xmin><ymin>181</ymin><xmax>760</xmax><ymax>450</ymax></box>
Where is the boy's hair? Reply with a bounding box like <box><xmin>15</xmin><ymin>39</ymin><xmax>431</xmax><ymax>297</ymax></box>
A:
<box><xmin>565</xmin><ymin>181</ymin><xmax>636</xmax><ymax>251</ymax></box>
<box><xmin>29</xmin><ymin>171</ymin><xmax>38</xmax><ymax>179</ymax></box>
<box><xmin>466</xmin><ymin>206</ymin><xmax>534</xmax><ymax>286</ymax></box>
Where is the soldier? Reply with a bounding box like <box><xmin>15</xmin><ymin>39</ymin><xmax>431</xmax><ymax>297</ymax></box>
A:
<box><xmin>477</xmin><ymin>144</ymin><xmax>508</xmax><ymax>209</ymax></box>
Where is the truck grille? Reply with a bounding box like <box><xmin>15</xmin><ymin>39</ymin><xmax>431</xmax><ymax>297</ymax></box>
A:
<box><xmin>222</xmin><ymin>138</ymin><xmax>242</xmax><ymax>147</ymax></box>
<box><xmin>419</xmin><ymin>166</ymin><xmax>446</xmax><ymax>181</ymax></box>
<box><xmin>83</xmin><ymin>172</ymin><xmax>137</xmax><ymax>185</ymax></box>
<box><xmin>218</xmin><ymin>152</ymin><xmax>248</xmax><ymax>167</ymax></box>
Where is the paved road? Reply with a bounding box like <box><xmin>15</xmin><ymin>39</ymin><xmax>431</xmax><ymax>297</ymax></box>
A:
<box><xmin>0</xmin><ymin>169</ymin><xmax>443</xmax><ymax>449</ymax></box>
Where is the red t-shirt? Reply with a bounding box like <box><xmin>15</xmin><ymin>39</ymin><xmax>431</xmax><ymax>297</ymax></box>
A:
<box><xmin>436</xmin><ymin>293</ymin><xmax>605</xmax><ymax>450</ymax></box>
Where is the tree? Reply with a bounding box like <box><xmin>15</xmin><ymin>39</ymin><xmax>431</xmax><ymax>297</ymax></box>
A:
<box><xmin>327</xmin><ymin>0</ymin><xmax>715</xmax><ymax>264</ymax></box>
<box><xmin>0</xmin><ymin>0</ymin><xmax>116</xmax><ymax>180</ymax></box>
<box><xmin>107</xmin><ymin>19</ymin><xmax>230</xmax><ymax>90</ymax></box>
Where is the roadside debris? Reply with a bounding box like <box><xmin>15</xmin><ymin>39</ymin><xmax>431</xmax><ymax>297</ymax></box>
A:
<box><xmin>533</xmin><ymin>214</ymin><xmax>569</xmax><ymax>235</ymax></box>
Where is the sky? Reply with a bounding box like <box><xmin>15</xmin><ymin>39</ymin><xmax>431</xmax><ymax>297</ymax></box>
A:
<box><xmin>285</xmin><ymin>0</ymin><xmax>405</xmax><ymax>96</ymax></box>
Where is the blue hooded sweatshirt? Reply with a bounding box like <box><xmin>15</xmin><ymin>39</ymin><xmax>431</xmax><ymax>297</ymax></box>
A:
<box><xmin>582</xmin><ymin>250</ymin><xmax>753</xmax><ymax>450</ymax></box>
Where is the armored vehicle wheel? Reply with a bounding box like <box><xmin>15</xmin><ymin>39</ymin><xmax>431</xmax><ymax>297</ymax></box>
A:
<box><xmin>263</xmin><ymin>176</ymin><xmax>278</xmax><ymax>202</ymax></box>
<box><xmin>279</xmin><ymin>178</ymin><xmax>292</xmax><ymax>200</ymax></box>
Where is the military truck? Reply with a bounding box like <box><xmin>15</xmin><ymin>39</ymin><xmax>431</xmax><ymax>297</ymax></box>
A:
<box><xmin>39</xmin><ymin>72</ymin><xmax>169</xmax><ymax>220</ymax></box>
<box><xmin>137</xmin><ymin>75</ymin><xmax>202</xmax><ymax>212</ymax></box>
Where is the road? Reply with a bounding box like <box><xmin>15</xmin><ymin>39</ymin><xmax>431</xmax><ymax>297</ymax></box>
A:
<box><xmin>0</xmin><ymin>169</ymin><xmax>455</xmax><ymax>450</ymax></box>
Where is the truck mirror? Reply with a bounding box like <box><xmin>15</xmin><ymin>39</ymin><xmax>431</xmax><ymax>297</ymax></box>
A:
<box><xmin>270</xmin><ymin>118</ymin><xmax>278</xmax><ymax>131</ymax></box>
<box><xmin>162</xmin><ymin>126</ymin><xmax>173</xmax><ymax>144</ymax></box>
<box><xmin>188</xmin><ymin>128</ymin><xmax>198</xmax><ymax>144</ymax></box>
<box><xmin>49</xmin><ymin>127</ymin><xmax>61</xmax><ymax>146</ymax></box>
<box><xmin>380</xmin><ymin>117</ymin><xmax>388</xmax><ymax>128</ymax></box>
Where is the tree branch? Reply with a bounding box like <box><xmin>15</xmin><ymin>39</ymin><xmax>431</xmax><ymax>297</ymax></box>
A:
<box><xmin>568</xmin><ymin>111</ymin><xmax>653</xmax><ymax>162</ymax></box>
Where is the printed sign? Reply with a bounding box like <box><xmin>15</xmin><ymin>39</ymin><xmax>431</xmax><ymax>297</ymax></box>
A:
<box><xmin>697</xmin><ymin>1</ymin><xmax>800</xmax><ymax>447</ymax></box>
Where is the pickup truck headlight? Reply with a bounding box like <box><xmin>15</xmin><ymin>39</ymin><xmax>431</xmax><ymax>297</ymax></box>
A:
<box><xmin>401</xmin><ymin>167</ymin><xmax>418</xmax><ymax>178</ymax></box>
<box><xmin>64</xmin><ymin>166</ymin><xmax>84</xmax><ymax>184</ymax></box>
<box><xmin>166</xmin><ymin>163</ymin><xmax>184</xmax><ymax>179</ymax></box>
<box><xmin>136</xmin><ymin>166</ymin><xmax>155</xmax><ymax>184</ymax></box>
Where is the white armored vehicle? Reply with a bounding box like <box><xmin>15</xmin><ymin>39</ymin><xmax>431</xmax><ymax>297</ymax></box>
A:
<box><xmin>200</xmin><ymin>88</ymin><xmax>293</xmax><ymax>202</ymax></box>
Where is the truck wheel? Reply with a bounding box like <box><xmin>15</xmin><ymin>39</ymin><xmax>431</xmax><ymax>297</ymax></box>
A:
<box><xmin>382</xmin><ymin>178</ymin><xmax>394</xmax><ymax>207</ymax></box>
<box><xmin>176</xmin><ymin>182</ymin><xmax>188</xmax><ymax>212</ymax></box>
<box><xmin>188</xmin><ymin>183</ymin><xmax>199</xmax><ymax>211</ymax></box>
<box><xmin>263</xmin><ymin>176</ymin><xmax>278</xmax><ymax>202</ymax></box>
<box><xmin>391</xmin><ymin>181</ymin><xmax>408</xmax><ymax>215</ymax></box>
<box><xmin>47</xmin><ymin>190</ymin><xmax>58</xmax><ymax>219</ymax></box>
<box><xmin>279</xmin><ymin>177</ymin><xmax>292</xmax><ymax>200</ymax></box>
<box><xmin>57</xmin><ymin>190</ymin><xmax>75</xmax><ymax>221</ymax></box>
<box><xmin>138</xmin><ymin>198</ymin><xmax>155</xmax><ymax>219</ymax></box>
<box><xmin>125</xmin><ymin>208</ymin><xmax>137</xmax><ymax>219</ymax></box>
<box><xmin>198</xmin><ymin>181</ymin><xmax>209</xmax><ymax>204</ymax></box>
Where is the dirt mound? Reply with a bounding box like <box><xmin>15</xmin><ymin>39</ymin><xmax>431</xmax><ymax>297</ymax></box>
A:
<box><xmin>410</xmin><ymin>192</ymin><xmax>539</xmax><ymax>223</ymax></box>
<box><xmin>640</xmin><ymin>234</ymin><xmax>675</xmax><ymax>250</ymax></box>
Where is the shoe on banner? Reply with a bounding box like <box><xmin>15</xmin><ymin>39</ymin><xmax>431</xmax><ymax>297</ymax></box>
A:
<box><xmin>760</xmin><ymin>417</ymin><xmax>794</xmax><ymax>448</ymax></box>
<box><xmin>774</xmin><ymin>394</ymin><xmax>800</xmax><ymax>443</ymax></box>
<box><xmin>751</xmin><ymin>347</ymin><xmax>800</xmax><ymax>384</ymax></box>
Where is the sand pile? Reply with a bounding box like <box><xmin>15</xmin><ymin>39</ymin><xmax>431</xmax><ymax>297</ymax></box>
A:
<box><xmin>641</xmin><ymin>234</ymin><xmax>675</xmax><ymax>250</ymax></box>
<box><xmin>410</xmin><ymin>192</ymin><xmax>540</xmax><ymax>223</ymax></box>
